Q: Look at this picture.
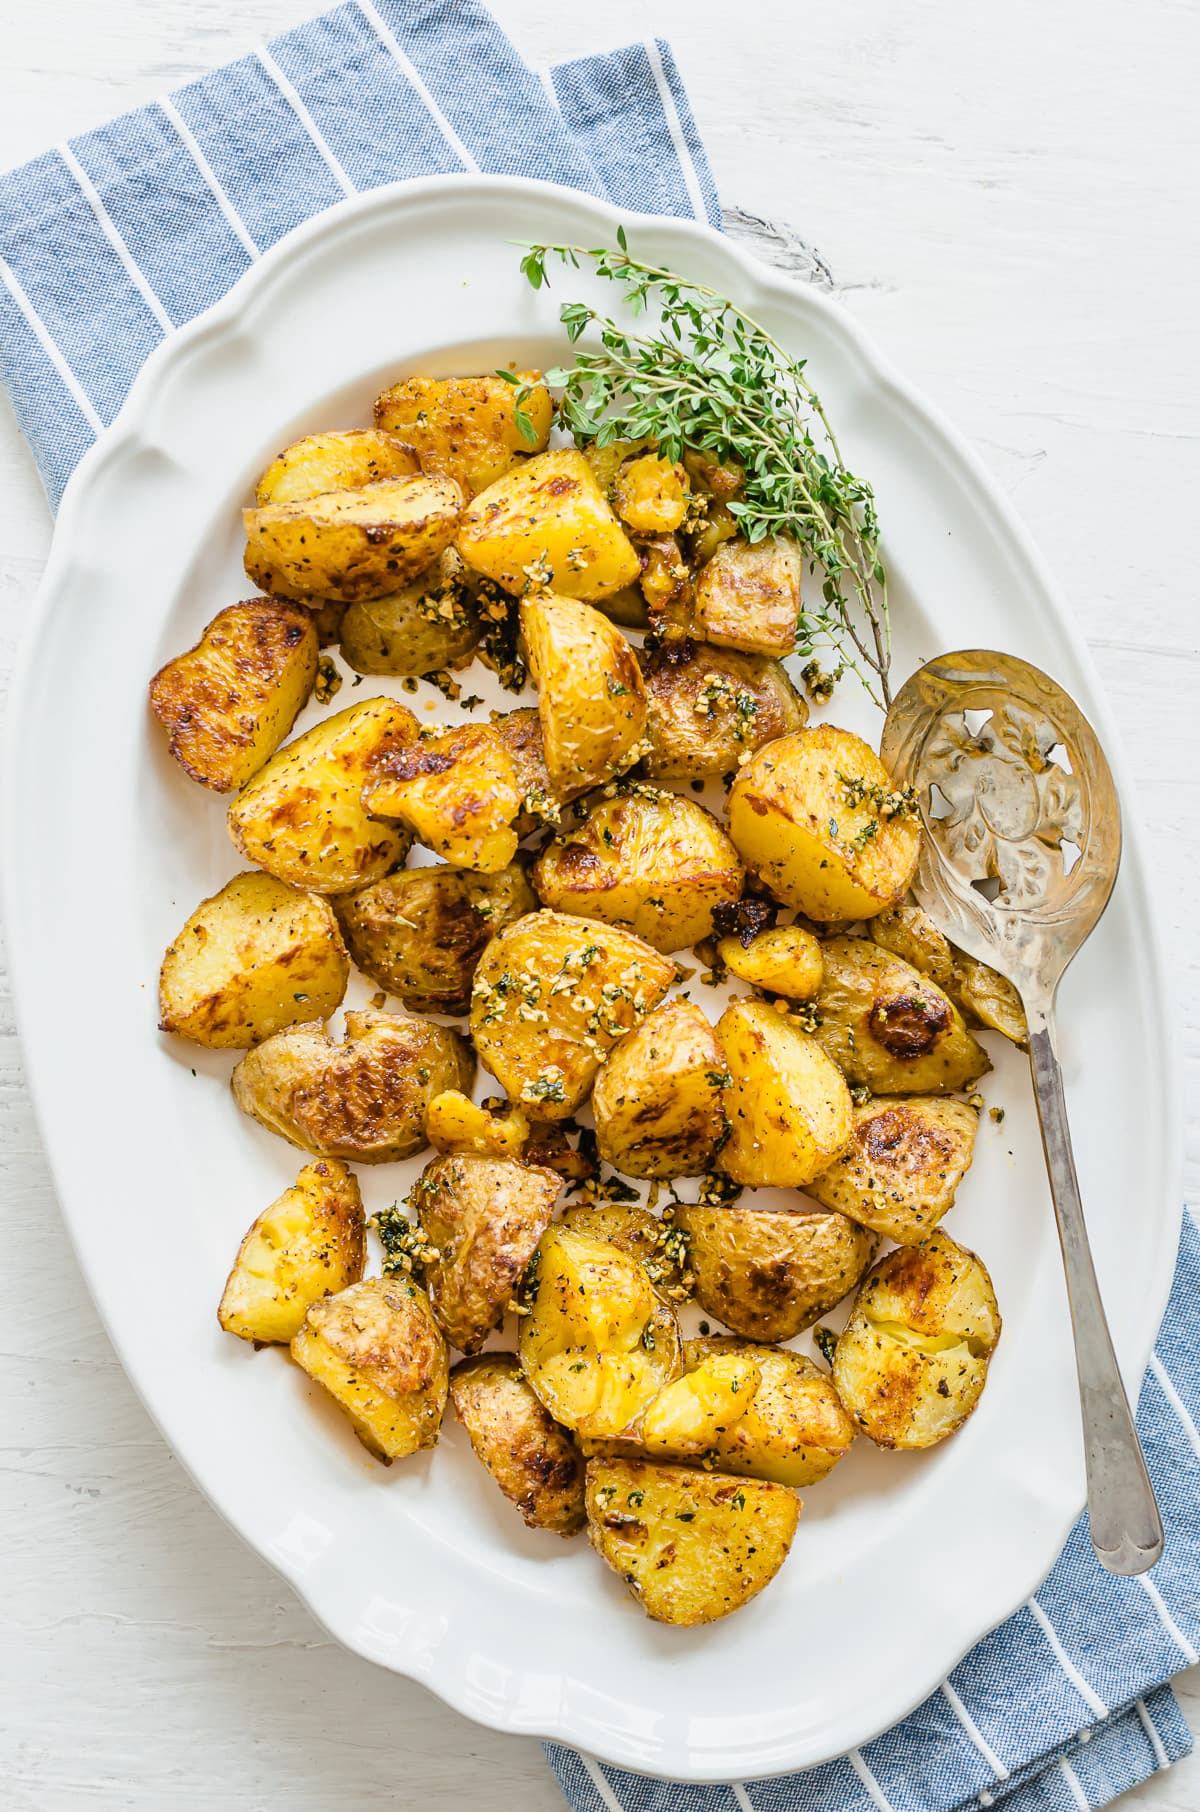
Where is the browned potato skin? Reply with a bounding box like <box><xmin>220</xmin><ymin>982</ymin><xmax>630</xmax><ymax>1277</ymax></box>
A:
<box><xmin>521</xmin><ymin>593</ymin><xmax>648</xmax><ymax>794</ymax></box>
<box><xmin>533</xmin><ymin>791</ymin><xmax>743</xmax><ymax>953</ymax></box>
<box><xmin>676</xmin><ymin>1201</ymin><xmax>876</xmax><ymax>1343</ymax></box>
<box><xmin>417</xmin><ymin>1153</ymin><xmax>560</xmax><ymax>1354</ymax></box>
<box><xmin>333</xmin><ymin>860</ymin><xmax>535</xmax><ymax>1015</ymax></box>
<box><xmin>716</xmin><ymin>997</ymin><xmax>854</xmax><ymax>1188</ymax></box>
<box><xmin>591</xmin><ymin>999</ymin><xmax>726</xmax><ymax>1179</ymax></box>
<box><xmin>291</xmin><ymin>1276</ymin><xmax>448</xmax><ymax>1463</ymax></box>
<box><xmin>813</xmin><ymin>937</ymin><xmax>992</xmax><ymax>1095</ymax></box>
<box><xmin>231</xmin><ymin>1007</ymin><xmax>473</xmax><ymax>1163</ymax></box>
<box><xmin>254</xmin><ymin>429</ymin><xmax>420</xmax><ymax>506</ymax></box>
<box><xmin>638</xmin><ymin>533</ymin><xmax>695</xmax><ymax>638</ymax></box>
<box><xmin>363</xmin><ymin>722</ymin><xmax>521</xmax><ymax>872</ymax></box>
<box><xmin>150</xmin><ymin>598</ymin><xmax>318</xmax><ymax>793</ymax></box>
<box><xmin>339</xmin><ymin>548</ymin><xmax>480</xmax><ymax>677</ymax></box>
<box><xmin>806</xmin><ymin>1097</ymin><xmax>979</xmax><ymax>1244</ymax></box>
<box><xmin>457</xmin><ymin>448</ymin><xmax>640</xmax><ymax>601</ymax></box>
<box><xmin>159</xmin><ymin>871</ymin><xmax>349</xmax><ymax>1049</ymax></box>
<box><xmin>559</xmin><ymin>1201</ymin><xmax>688</xmax><ymax>1298</ymax></box>
<box><xmin>869</xmin><ymin>904</ymin><xmax>1028</xmax><ymax>1047</ymax></box>
<box><xmin>244</xmin><ymin>474</ymin><xmax>464</xmax><ymax>604</ymax></box>
<box><xmin>692</xmin><ymin>535</ymin><xmax>802</xmax><ymax>654</ymax></box>
<box><xmin>470</xmin><ymin>911</ymin><xmax>676</xmax><ymax>1121</ymax></box>
<box><xmin>374</xmin><ymin>373</ymin><xmax>552</xmax><ymax>496</ymax></box>
<box><xmin>868</xmin><ymin>904</ymin><xmax>956</xmax><ymax>988</ymax></box>
<box><xmin>684</xmin><ymin>1338</ymin><xmax>855</xmax><ymax>1486</ymax></box>
<box><xmin>218</xmin><ymin>1158</ymin><xmax>365</xmax><ymax>1344</ymax></box>
<box><xmin>451</xmin><ymin>1354</ymin><xmax>586</xmax><ymax>1536</ymax></box>
<box><xmin>585</xmin><ymin>1458</ymin><xmax>799</xmax><ymax>1626</ymax></box>
<box><xmin>640</xmin><ymin>640</ymin><xmax>807</xmax><ymax>782</ymax></box>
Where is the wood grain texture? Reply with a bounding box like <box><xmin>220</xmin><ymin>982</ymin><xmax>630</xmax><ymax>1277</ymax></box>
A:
<box><xmin>0</xmin><ymin>0</ymin><xmax>1196</xmax><ymax>1805</ymax></box>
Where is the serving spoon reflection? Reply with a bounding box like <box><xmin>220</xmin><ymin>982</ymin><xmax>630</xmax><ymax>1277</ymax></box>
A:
<box><xmin>881</xmin><ymin>649</ymin><xmax>1163</xmax><ymax>1576</ymax></box>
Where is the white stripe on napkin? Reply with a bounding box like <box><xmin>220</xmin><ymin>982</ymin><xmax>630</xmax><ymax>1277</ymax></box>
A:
<box><xmin>641</xmin><ymin>38</ymin><xmax>708</xmax><ymax>224</ymax></box>
<box><xmin>255</xmin><ymin>48</ymin><xmax>356</xmax><ymax>198</ymax></box>
<box><xmin>1059</xmin><ymin>1758</ymin><xmax>1091</xmax><ymax>1812</ymax></box>
<box><xmin>58</xmin><ymin>142</ymin><xmax>173</xmax><ymax>332</ymax></box>
<box><xmin>1027</xmin><ymin>1600</ymin><xmax>1109</xmax><ymax>1719</ymax></box>
<box><xmin>1136</xmin><ymin>1698</ymin><xmax>1171</xmax><ymax>1770</ymax></box>
<box><xmin>158</xmin><ymin>96</ymin><xmax>260</xmax><ymax>260</ymax></box>
<box><xmin>942</xmin><ymin>1681</ymin><xmax>1011</xmax><ymax>1780</ymax></box>
<box><xmin>0</xmin><ymin>255</ymin><xmax>103</xmax><ymax>431</ymax></box>
<box><xmin>1150</xmin><ymin>1353</ymin><xmax>1200</xmax><ymax>1458</ymax></box>
<box><xmin>357</xmin><ymin>0</ymin><xmax>478</xmax><ymax>172</ymax></box>
<box><xmin>849</xmin><ymin>1746</ymin><xmax>897</xmax><ymax>1812</ymax></box>
<box><xmin>1137</xmin><ymin>1576</ymin><xmax>1200</xmax><ymax>1666</ymax></box>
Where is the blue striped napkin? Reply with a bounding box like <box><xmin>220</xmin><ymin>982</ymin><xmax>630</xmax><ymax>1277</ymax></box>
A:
<box><xmin>0</xmin><ymin>5</ymin><xmax>1195</xmax><ymax>1809</ymax></box>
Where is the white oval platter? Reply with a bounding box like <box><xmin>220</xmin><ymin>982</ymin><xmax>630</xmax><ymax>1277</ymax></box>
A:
<box><xmin>3</xmin><ymin>176</ymin><xmax>1181</xmax><ymax>1782</ymax></box>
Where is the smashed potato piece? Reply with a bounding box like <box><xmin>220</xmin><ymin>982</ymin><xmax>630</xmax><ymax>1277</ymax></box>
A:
<box><xmin>364</xmin><ymin>722</ymin><xmax>521</xmax><ymax>872</ymax></box>
<box><xmin>676</xmin><ymin>1201</ymin><xmax>875</xmax><ymax>1343</ymax></box>
<box><xmin>244</xmin><ymin>474</ymin><xmax>464</xmax><ymax>604</ymax></box>
<box><xmin>612</xmin><ymin>452</ymin><xmax>691</xmax><ymax>534</ymax></box>
<box><xmin>807</xmin><ymin>1097</ymin><xmax>978</xmax><ymax>1244</ymax></box>
<box><xmin>692</xmin><ymin>534</ymin><xmax>802</xmax><ymax>655</ymax></box>
<box><xmin>457</xmin><ymin>448</ymin><xmax>640</xmax><ymax>600</ymax></box>
<box><xmin>833</xmin><ymin>1234</ymin><xmax>1001</xmax><ymax>1449</ymax></box>
<box><xmin>684</xmin><ymin>1339</ymin><xmax>856</xmax><ymax>1486</ymax></box>
<box><xmin>868</xmin><ymin>903</ymin><xmax>956</xmax><ymax>989</ymax></box>
<box><xmin>717</xmin><ymin>924</ymin><xmax>824</xmax><ymax>1000</ymax></box>
<box><xmin>375</xmin><ymin>373</ymin><xmax>552</xmax><ymax>496</ymax></box>
<box><xmin>254</xmin><ymin>429</ymin><xmax>420</xmax><ymax>506</ymax></box>
<box><xmin>451</xmin><ymin>1353</ymin><xmax>586</xmax><ymax>1536</ymax></box>
<box><xmin>728</xmin><ymin>724</ymin><xmax>922</xmax><ymax>922</ymax></box>
<box><xmin>640</xmin><ymin>640</ymin><xmax>807</xmax><ymax>783</ymax></box>
<box><xmin>638</xmin><ymin>1352</ymin><xmax>760</xmax><ymax>1454</ymax></box>
<box><xmin>870</xmin><ymin>904</ymin><xmax>1028</xmax><ymax>1047</ymax></box>
<box><xmin>585</xmin><ymin>1459</ymin><xmax>799</xmax><ymax>1626</ymax></box>
<box><xmin>518</xmin><ymin>1227</ymin><xmax>682</xmax><ymax>1439</ymax></box>
<box><xmin>417</xmin><ymin>1153</ymin><xmax>560</xmax><ymax>1355</ymax></box>
<box><xmin>559</xmin><ymin>1201</ymin><xmax>689</xmax><ymax>1298</ymax></box>
<box><xmin>591</xmin><ymin>998</ymin><xmax>727</xmax><ymax>1179</ymax></box>
<box><xmin>291</xmin><ymin>1276</ymin><xmax>448</xmax><ymax>1462</ymax></box>
<box><xmin>218</xmin><ymin>1158</ymin><xmax>365</xmax><ymax>1344</ymax></box>
<box><xmin>521</xmin><ymin>592</ymin><xmax>647</xmax><ymax>793</ymax></box>
<box><xmin>533</xmin><ymin>790</ymin><xmax>742</xmax><ymax>954</ymax></box>
<box><xmin>231</xmin><ymin>1008</ymin><xmax>473</xmax><ymax>1163</ymax></box>
<box><xmin>159</xmin><ymin>871</ymin><xmax>349</xmax><ymax>1049</ymax></box>
<box><xmin>813</xmin><ymin>937</ymin><xmax>991</xmax><ymax>1095</ymax></box>
<box><xmin>339</xmin><ymin>548</ymin><xmax>480</xmax><ymax>677</ymax></box>
<box><xmin>227</xmin><ymin>696</ymin><xmax>416</xmax><ymax>893</ymax></box>
<box><xmin>149</xmin><ymin>598</ymin><xmax>318</xmax><ymax>794</ymax></box>
<box><xmin>469</xmin><ymin>911</ymin><xmax>676</xmax><ymax>1121</ymax></box>
<box><xmin>716</xmin><ymin>997</ymin><xmax>853</xmax><ymax>1188</ymax></box>
<box><xmin>426</xmin><ymin>1091</ymin><xmax>530</xmax><ymax>1159</ymax></box>
<box><xmin>489</xmin><ymin>707</ymin><xmax>572</xmax><ymax>834</ymax></box>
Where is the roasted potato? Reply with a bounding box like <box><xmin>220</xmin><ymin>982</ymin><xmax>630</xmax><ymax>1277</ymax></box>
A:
<box><xmin>867</xmin><ymin>903</ymin><xmax>956</xmax><ymax>989</ymax></box>
<box><xmin>363</xmin><ymin>723</ymin><xmax>521</xmax><ymax>872</ymax></box>
<box><xmin>585</xmin><ymin>1458</ymin><xmax>799</xmax><ymax>1625</ymax></box>
<box><xmin>291</xmin><ymin>1276</ymin><xmax>448</xmax><ymax>1462</ymax></box>
<box><xmin>533</xmin><ymin>791</ymin><xmax>743</xmax><ymax>953</ymax></box>
<box><xmin>676</xmin><ymin>1200</ymin><xmax>875</xmax><ymax>1342</ymax></box>
<box><xmin>717</xmin><ymin>924</ymin><xmax>824</xmax><ymax>999</ymax></box>
<box><xmin>416</xmin><ymin>1153</ymin><xmax>560</xmax><ymax>1354</ymax></box>
<box><xmin>457</xmin><ymin>448</ymin><xmax>640</xmax><ymax>601</ymax></box>
<box><xmin>470</xmin><ymin>911</ymin><xmax>676</xmax><ymax>1120</ymax></box>
<box><xmin>727</xmin><ymin>725</ymin><xmax>921</xmax><ymax>922</ymax></box>
<box><xmin>639</xmin><ymin>640</ymin><xmax>806</xmax><ymax>782</ymax></box>
<box><xmin>612</xmin><ymin>452</ymin><xmax>691</xmax><ymax>534</ymax></box>
<box><xmin>807</xmin><ymin>1096</ymin><xmax>978</xmax><ymax>1244</ymax></box>
<box><xmin>686</xmin><ymin>498</ymin><xmax>740</xmax><ymax>568</ymax></box>
<box><xmin>692</xmin><ymin>535</ymin><xmax>802</xmax><ymax>655</ymax></box>
<box><xmin>254</xmin><ymin>429</ymin><xmax>420</xmax><ymax>506</ymax></box>
<box><xmin>716</xmin><ymin>997</ymin><xmax>854</xmax><ymax>1188</ymax></box>
<box><xmin>869</xmin><ymin>904</ymin><xmax>1027</xmax><ymax>1047</ymax></box>
<box><xmin>812</xmin><ymin>937</ymin><xmax>992</xmax><ymax>1095</ymax></box>
<box><xmin>149</xmin><ymin>598</ymin><xmax>318</xmax><ymax>793</ymax></box>
<box><xmin>559</xmin><ymin>1200</ymin><xmax>689</xmax><ymax>1298</ymax></box>
<box><xmin>833</xmin><ymin>1234</ymin><xmax>1001</xmax><ymax>1449</ymax></box>
<box><xmin>682</xmin><ymin>1338</ymin><xmax>856</xmax><ymax>1485</ymax></box>
<box><xmin>244</xmin><ymin>474</ymin><xmax>464</xmax><ymax>604</ymax></box>
<box><xmin>426</xmin><ymin>1091</ymin><xmax>531</xmax><ymax>1160</ymax></box>
<box><xmin>638</xmin><ymin>532</ymin><xmax>694</xmax><ymax>636</ymax></box>
<box><xmin>231</xmin><ymin>1007</ymin><xmax>473</xmax><ymax>1162</ymax></box>
<box><xmin>518</xmin><ymin>1227</ymin><xmax>682</xmax><ymax>1439</ymax></box>
<box><xmin>593</xmin><ymin>585</ymin><xmax>651</xmax><ymax>630</ymax></box>
<box><xmin>374</xmin><ymin>373</ymin><xmax>552</xmax><ymax>496</ymax></box>
<box><xmin>159</xmin><ymin>871</ymin><xmax>349</xmax><ymax>1048</ymax></box>
<box><xmin>333</xmin><ymin>859</ymin><xmax>535</xmax><ymax>1014</ymax></box>
<box><xmin>339</xmin><ymin>548</ymin><xmax>480</xmax><ymax>677</ymax></box>
<box><xmin>218</xmin><ymin>1158</ymin><xmax>365</xmax><ymax>1344</ymax></box>
<box><xmin>450</xmin><ymin>1354</ymin><xmax>586</xmax><ymax>1535</ymax></box>
<box><xmin>682</xmin><ymin>448</ymin><xmax>745</xmax><ymax>502</ymax></box>
<box><xmin>521</xmin><ymin>593</ymin><xmax>647</xmax><ymax>793</ymax></box>
<box><xmin>637</xmin><ymin>1350</ymin><xmax>761</xmax><ymax>1453</ymax></box>
<box><xmin>489</xmin><ymin>706</ymin><xmax>571</xmax><ymax>833</ymax></box>
<box><xmin>590</xmin><ymin>999</ymin><xmax>727</xmax><ymax>1179</ymax></box>
<box><xmin>227</xmin><ymin>696</ymin><xmax>416</xmax><ymax>893</ymax></box>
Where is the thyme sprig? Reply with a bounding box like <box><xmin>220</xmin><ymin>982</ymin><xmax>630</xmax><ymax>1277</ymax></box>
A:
<box><xmin>514</xmin><ymin>232</ymin><xmax>891</xmax><ymax>706</ymax></box>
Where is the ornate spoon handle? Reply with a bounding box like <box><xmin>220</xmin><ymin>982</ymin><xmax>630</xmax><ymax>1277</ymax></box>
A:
<box><xmin>1027</xmin><ymin>1012</ymin><xmax>1164</xmax><ymax>1574</ymax></box>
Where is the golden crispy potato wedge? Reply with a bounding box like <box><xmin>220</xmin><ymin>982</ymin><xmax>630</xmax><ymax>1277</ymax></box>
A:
<box><xmin>682</xmin><ymin>1338</ymin><xmax>856</xmax><ymax>1485</ymax></box>
<box><xmin>451</xmin><ymin>1353</ymin><xmax>586</xmax><ymax>1535</ymax></box>
<box><xmin>159</xmin><ymin>871</ymin><xmax>349</xmax><ymax>1049</ymax></box>
<box><xmin>637</xmin><ymin>1351</ymin><xmax>761</xmax><ymax>1453</ymax></box>
<box><xmin>716</xmin><ymin>997</ymin><xmax>854</xmax><ymax>1188</ymax></box>
<box><xmin>254</xmin><ymin>429</ymin><xmax>420</xmax><ymax>506</ymax></box>
<box><xmin>585</xmin><ymin>1458</ymin><xmax>799</xmax><ymax>1625</ymax></box>
<box><xmin>218</xmin><ymin>1158</ymin><xmax>365</xmax><ymax>1344</ymax></box>
<box><xmin>339</xmin><ymin>548</ymin><xmax>480</xmax><ymax>676</ymax></box>
<box><xmin>244</xmin><ymin>474</ymin><xmax>464</xmax><ymax>604</ymax></box>
<box><xmin>692</xmin><ymin>535</ymin><xmax>802</xmax><ymax>654</ymax></box>
<box><xmin>717</xmin><ymin>924</ymin><xmax>824</xmax><ymax>999</ymax></box>
<box><xmin>612</xmin><ymin>452</ymin><xmax>691</xmax><ymax>534</ymax></box>
<box><xmin>458</xmin><ymin>448</ymin><xmax>640</xmax><ymax>600</ymax></box>
<box><xmin>363</xmin><ymin>722</ymin><xmax>521</xmax><ymax>872</ymax></box>
<box><xmin>470</xmin><ymin>910</ymin><xmax>676</xmax><ymax>1121</ymax></box>
<box><xmin>375</xmin><ymin>373</ymin><xmax>552</xmax><ymax>496</ymax></box>
<box><xmin>426</xmin><ymin>1091</ymin><xmax>531</xmax><ymax>1160</ymax></box>
<box><xmin>416</xmin><ymin>1153</ymin><xmax>560</xmax><ymax>1354</ymax></box>
<box><xmin>807</xmin><ymin>1096</ymin><xmax>978</xmax><ymax>1243</ymax></box>
<box><xmin>833</xmin><ymin>1234</ymin><xmax>1001</xmax><ymax>1449</ymax></box>
<box><xmin>728</xmin><ymin>725</ymin><xmax>921</xmax><ymax>922</ymax></box>
<box><xmin>521</xmin><ymin>592</ymin><xmax>647</xmax><ymax>793</ymax></box>
<box><xmin>291</xmin><ymin>1276</ymin><xmax>448</xmax><ymax>1462</ymax></box>
<box><xmin>150</xmin><ymin>598</ymin><xmax>318</xmax><ymax>794</ymax></box>
<box><xmin>676</xmin><ymin>1200</ymin><xmax>875</xmax><ymax>1342</ymax></box>
<box><xmin>640</xmin><ymin>641</ymin><xmax>806</xmax><ymax>783</ymax></box>
<box><xmin>591</xmin><ymin>998</ymin><xmax>727</xmax><ymax>1179</ymax></box>
<box><xmin>813</xmin><ymin>937</ymin><xmax>992</xmax><ymax>1095</ymax></box>
<box><xmin>231</xmin><ymin>1008</ymin><xmax>473</xmax><ymax>1163</ymax></box>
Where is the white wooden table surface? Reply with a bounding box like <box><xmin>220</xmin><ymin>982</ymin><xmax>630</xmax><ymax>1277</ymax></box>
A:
<box><xmin>1</xmin><ymin>1</ymin><xmax>1197</xmax><ymax>1806</ymax></box>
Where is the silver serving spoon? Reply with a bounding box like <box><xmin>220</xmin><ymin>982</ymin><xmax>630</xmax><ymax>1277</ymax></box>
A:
<box><xmin>881</xmin><ymin>648</ymin><xmax>1163</xmax><ymax>1576</ymax></box>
